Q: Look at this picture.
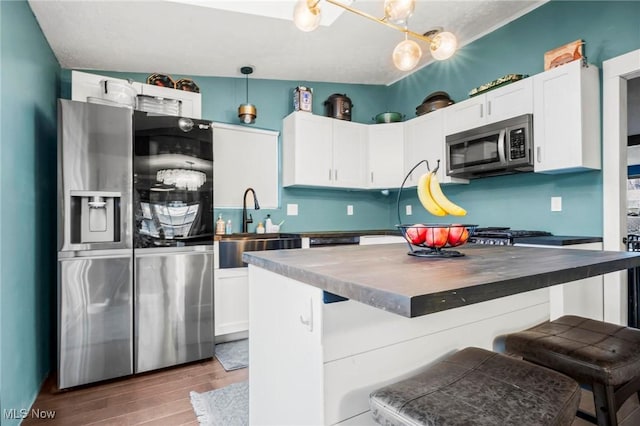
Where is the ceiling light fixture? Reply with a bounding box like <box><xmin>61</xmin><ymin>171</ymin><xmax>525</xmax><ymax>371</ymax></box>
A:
<box><xmin>293</xmin><ymin>0</ymin><xmax>457</xmax><ymax>71</ymax></box>
<box><xmin>238</xmin><ymin>66</ymin><xmax>257</xmax><ymax>124</ymax></box>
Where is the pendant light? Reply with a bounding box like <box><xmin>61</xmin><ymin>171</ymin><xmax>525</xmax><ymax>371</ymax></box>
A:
<box><xmin>238</xmin><ymin>66</ymin><xmax>257</xmax><ymax>124</ymax></box>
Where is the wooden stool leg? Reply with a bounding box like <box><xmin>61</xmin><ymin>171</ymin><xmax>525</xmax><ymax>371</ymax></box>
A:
<box><xmin>593</xmin><ymin>382</ymin><xmax>618</xmax><ymax>426</ymax></box>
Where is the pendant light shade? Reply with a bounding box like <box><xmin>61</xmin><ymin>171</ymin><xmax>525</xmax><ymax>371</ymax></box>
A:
<box><xmin>393</xmin><ymin>39</ymin><xmax>422</xmax><ymax>71</ymax></box>
<box><xmin>238</xmin><ymin>66</ymin><xmax>257</xmax><ymax>124</ymax></box>
<box><xmin>383</xmin><ymin>0</ymin><xmax>414</xmax><ymax>25</ymax></box>
<box><xmin>430</xmin><ymin>31</ymin><xmax>458</xmax><ymax>61</ymax></box>
<box><xmin>293</xmin><ymin>0</ymin><xmax>321</xmax><ymax>32</ymax></box>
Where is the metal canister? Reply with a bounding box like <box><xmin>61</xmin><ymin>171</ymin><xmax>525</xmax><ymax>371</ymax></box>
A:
<box><xmin>323</xmin><ymin>93</ymin><xmax>352</xmax><ymax>121</ymax></box>
<box><xmin>294</xmin><ymin>86</ymin><xmax>313</xmax><ymax>112</ymax></box>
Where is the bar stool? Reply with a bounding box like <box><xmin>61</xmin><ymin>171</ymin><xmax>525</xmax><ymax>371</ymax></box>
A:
<box><xmin>369</xmin><ymin>347</ymin><xmax>580</xmax><ymax>425</ymax></box>
<box><xmin>505</xmin><ymin>315</ymin><xmax>640</xmax><ymax>426</ymax></box>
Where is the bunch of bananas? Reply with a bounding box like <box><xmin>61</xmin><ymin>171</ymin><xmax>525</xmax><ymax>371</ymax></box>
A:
<box><xmin>417</xmin><ymin>170</ymin><xmax>467</xmax><ymax>216</ymax></box>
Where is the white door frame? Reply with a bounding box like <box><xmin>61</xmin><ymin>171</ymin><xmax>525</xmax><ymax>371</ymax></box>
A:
<box><xmin>603</xmin><ymin>49</ymin><xmax>640</xmax><ymax>324</ymax></box>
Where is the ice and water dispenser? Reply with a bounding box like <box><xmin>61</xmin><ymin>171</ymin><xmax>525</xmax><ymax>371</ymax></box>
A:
<box><xmin>69</xmin><ymin>190</ymin><xmax>121</xmax><ymax>243</ymax></box>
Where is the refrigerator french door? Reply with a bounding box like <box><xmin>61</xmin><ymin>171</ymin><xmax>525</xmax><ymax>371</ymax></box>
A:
<box><xmin>133</xmin><ymin>111</ymin><xmax>214</xmax><ymax>373</ymax></box>
<box><xmin>57</xmin><ymin>100</ymin><xmax>134</xmax><ymax>389</ymax></box>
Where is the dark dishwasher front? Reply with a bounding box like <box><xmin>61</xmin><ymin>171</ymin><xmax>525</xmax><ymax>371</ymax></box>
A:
<box><xmin>309</xmin><ymin>235</ymin><xmax>360</xmax><ymax>303</ymax></box>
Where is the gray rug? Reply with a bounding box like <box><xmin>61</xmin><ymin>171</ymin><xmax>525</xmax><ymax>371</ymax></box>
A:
<box><xmin>190</xmin><ymin>381</ymin><xmax>248</xmax><ymax>426</ymax></box>
<box><xmin>215</xmin><ymin>339</ymin><xmax>248</xmax><ymax>371</ymax></box>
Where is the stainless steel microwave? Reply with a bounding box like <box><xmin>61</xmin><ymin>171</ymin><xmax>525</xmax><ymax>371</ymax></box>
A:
<box><xmin>445</xmin><ymin>114</ymin><xmax>533</xmax><ymax>179</ymax></box>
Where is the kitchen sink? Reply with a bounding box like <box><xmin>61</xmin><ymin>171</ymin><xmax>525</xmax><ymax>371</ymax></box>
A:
<box><xmin>218</xmin><ymin>233</ymin><xmax>302</xmax><ymax>268</ymax></box>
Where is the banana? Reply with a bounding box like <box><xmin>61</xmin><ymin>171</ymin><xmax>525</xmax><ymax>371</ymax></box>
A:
<box><xmin>428</xmin><ymin>172</ymin><xmax>467</xmax><ymax>216</ymax></box>
<box><xmin>417</xmin><ymin>171</ymin><xmax>446</xmax><ymax>216</ymax></box>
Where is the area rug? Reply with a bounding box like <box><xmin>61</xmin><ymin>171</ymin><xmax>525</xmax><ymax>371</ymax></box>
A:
<box><xmin>215</xmin><ymin>339</ymin><xmax>248</xmax><ymax>371</ymax></box>
<box><xmin>190</xmin><ymin>381</ymin><xmax>248</xmax><ymax>426</ymax></box>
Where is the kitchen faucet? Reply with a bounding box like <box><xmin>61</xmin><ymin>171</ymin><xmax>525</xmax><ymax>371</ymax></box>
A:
<box><xmin>242</xmin><ymin>187</ymin><xmax>260</xmax><ymax>233</ymax></box>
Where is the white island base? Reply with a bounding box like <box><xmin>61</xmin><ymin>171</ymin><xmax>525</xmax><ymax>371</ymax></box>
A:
<box><xmin>248</xmin><ymin>266</ymin><xmax>551</xmax><ymax>426</ymax></box>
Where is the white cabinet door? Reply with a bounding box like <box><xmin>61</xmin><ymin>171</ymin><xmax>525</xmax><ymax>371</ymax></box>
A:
<box><xmin>443</xmin><ymin>96</ymin><xmax>486</xmax><ymax>135</ymax></box>
<box><xmin>283</xmin><ymin>112</ymin><xmax>333</xmax><ymax>187</ymax></box>
<box><xmin>404</xmin><ymin>110</ymin><xmax>467</xmax><ymax>187</ymax></box>
<box><xmin>332</xmin><ymin>120</ymin><xmax>367</xmax><ymax>188</ymax></box>
<box><xmin>444</xmin><ymin>78</ymin><xmax>533</xmax><ymax>136</ymax></box>
<box><xmin>485</xmin><ymin>77</ymin><xmax>533</xmax><ymax>123</ymax></box>
<box><xmin>249</xmin><ymin>267</ymin><xmax>324</xmax><ymax>425</ymax></box>
<box><xmin>215</xmin><ymin>268</ymin><xmax>249</xmax><ymax>337</ymax></box>
<box><xmin>139</xmin><ymin>83</ymin><xmax>202</xmax><ymax>118</ymax></box>
<box><xmin>367</xmin><ymin>123</ymin><xmax>404</xmax><ymax>189</ymax></box>
<box><xmin>213</xmin><ymin>124</ymin><xmax>279</xmax><ymax>208</ymax></box>
<box><xmin>533</xmin><ymin>60</ymin><xmax>600</xmax><ymax>173</ymax></box>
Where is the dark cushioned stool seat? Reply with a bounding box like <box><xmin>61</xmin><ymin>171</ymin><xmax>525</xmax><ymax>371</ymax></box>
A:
<box><xmin>505</xmin><ymin>315</ymin><xmax>640</xmax><ymax>426</ymax></box>
<box><xmin>369</xmin><ymin>347</ymin><xmax>580</xmax><ymax>426</ymax></box>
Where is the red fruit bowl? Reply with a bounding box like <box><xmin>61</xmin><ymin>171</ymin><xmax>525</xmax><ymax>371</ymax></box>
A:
<box><xmin>397</xmin><ymin>224</ymin><xmax>477</xmax><ymax>258</ymax></box>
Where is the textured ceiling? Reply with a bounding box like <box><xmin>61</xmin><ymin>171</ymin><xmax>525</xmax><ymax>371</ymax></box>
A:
<box><xmin>28</xmin><ymin>0</ymin><xmax>547</xmax><ymax>85</ymax></box>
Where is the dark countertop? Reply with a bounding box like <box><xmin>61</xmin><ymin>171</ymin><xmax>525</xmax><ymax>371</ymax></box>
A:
<box><xmin>514</xmin><ymin>235</ymin><xmax>603</xmax><ymax>246</ymax></box>
<box><xmin>296</xmin><ymin>229</ymin><xmax>401</xmax><ymax>238</ymax></box>
<box><xmin>214</xmin><ymin>229</ymin><xmax>400</xmax><ymax>241</ymax></box>
<box><xmin>243</xmin><ymin>244</ymin><xmax>640</xmax><ymax>318</ymax></box>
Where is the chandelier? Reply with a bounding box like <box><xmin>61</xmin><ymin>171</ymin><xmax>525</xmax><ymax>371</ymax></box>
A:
<box><xmin>293</xmin><ymin>0</ymin><xmax>457</xmax><ymax>71</ymax></box>
<box><xmin>156</xmin><ymin>168</ymin><xmax>206</xmax><ymax>191</ymax></box>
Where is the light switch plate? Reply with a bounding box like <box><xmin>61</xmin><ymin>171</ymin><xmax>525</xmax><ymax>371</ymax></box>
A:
<box><xmin>347</xmin><ymin>205</ymin><xmax>353</xmax><ymax>216</ymax></box>
<box><xmin>406</xmin><ymin>205</ymin><xmax>412</xmax><ymax>216</ymax></box>
<box><xmin>551</xmin><ymin>196</ymin><xmax>562</xmax><ymax>212</ymax></box>
<box><xmin>287</xmin><ymin>203</ymin><xmax>298</xmax><ymax>216</ymax></box>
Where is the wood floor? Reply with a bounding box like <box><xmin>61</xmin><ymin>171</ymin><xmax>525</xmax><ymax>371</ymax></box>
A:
<box><xmin>23</xmin><ymin>357</ymin><xmax>640</xmax><ymax>425</ymax></box>
<box><xmin>23</xmin><ymin>357</ymin><xmax>247</xmax><ymax>425</ymax></box>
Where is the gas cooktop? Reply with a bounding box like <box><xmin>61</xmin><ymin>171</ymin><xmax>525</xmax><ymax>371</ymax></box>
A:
<box><xmin>469</xmin><ymin>227</ymin><xmax>553</xmax><ymax>245</ymax></box>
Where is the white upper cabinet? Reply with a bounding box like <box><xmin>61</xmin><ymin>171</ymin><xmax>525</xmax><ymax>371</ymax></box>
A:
<box><xmin>533</xmin><ymin>60</ymin><xmax>600</xmax><ymax>173</ymax></box>
<box><xmin>332</xmin><ymin>120</ymin><xmax>368</xmax><ymax>188</ymax></box>
<box><xmin>282</xmin><ymin>112</ymin><xmax>366</xmax><ymax>189</ymax></box>
<box><xmin>404</xmin><ymin>110</ymin><xmax>468</xmax><ymax>187</ymax></box>
<box><xmin>367</xmin><ymin>122</ymin><xmax>404</xmax><ymax>189</ymax></box>
<box><xmin>213</xmin><ymin>123</ymin><xmax>279</xmax><ymax>209</ymax></box>
<box><xmin>71</xmin><ymin>70</ymin><xmax>202</xmax><ymax>118</ymax></box>
<box><xmin>444</xmin><ymin>77</ymin><xmax>533</xmax><ymax>135</ymax></box>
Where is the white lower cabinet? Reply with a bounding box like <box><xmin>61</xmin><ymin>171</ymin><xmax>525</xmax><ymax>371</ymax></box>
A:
<box><xmin>515</xmin><ymin>242</ymin><xmax>604</xmax><ymax>321</ymax></box>
<box><xmin>249</xmin><ymin>266</ymin><xmax>550</xmax><ymax>425</ymax></box>
<box><xmin>214</xmin><ymin>268</ymin><xmax>249</xmax><ymax>337</ymax></box>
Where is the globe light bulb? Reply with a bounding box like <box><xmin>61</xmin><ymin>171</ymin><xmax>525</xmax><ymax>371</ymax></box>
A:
<box><xmin>293</xmin><ymin>0</ymin><xmax>321</xmax><ymax>32</ymax></box>
<box><xmin>384</xmin><ymin>0</ymin><xmax>415</xmax><ymax>24</ymax></box>
<box><xmin>430</xmin><ymin>31</ymin><xmax>457</xmax><ymax>61</ymax></box>
<box><xmin>392</xmin><ymin>39</ymin><xmax>422</xmax><ymax>71</ymax></box>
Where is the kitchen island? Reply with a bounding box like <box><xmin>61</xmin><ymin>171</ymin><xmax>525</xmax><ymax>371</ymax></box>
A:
<box><xmin>243</xmin><ymin>244</ymin><xmax>640</xmax><ymax>425</ymax></box>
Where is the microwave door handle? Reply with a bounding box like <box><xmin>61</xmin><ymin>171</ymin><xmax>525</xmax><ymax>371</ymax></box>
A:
<box><xmin>497</xmin><ymin>129</ymin><xmax>507</xmax><ymax>163</ymax></box>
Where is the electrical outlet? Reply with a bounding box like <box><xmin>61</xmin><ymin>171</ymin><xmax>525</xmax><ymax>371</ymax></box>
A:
<box><xmin>287</xmin><ymin>204</ymin><xmax>298</xmax><ymax>216</ymax></box>
<box><xmin>551</xmin><ymin>197</ymin><xmax>562</xmax><ymax>212</ymax></box>
<box><xmin>406</xmin><ymin>205</ymin><xmax>412</xmax><ymax>216</ymax></box>
<box><xmin>347</xmin><ymin>205</ymin><xmax>354</xmax><ymax>216</ymax></box>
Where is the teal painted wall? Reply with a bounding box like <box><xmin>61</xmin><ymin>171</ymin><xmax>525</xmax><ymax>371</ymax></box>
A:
<box><xmin>73</xmin><ymin>1</ymin><xmax>640</xmax><ymax>236</ymax></box>
<box><xmin>62</xmin><ymin>70</ymin><xmax>395</xmax><ymax>232</ymax></box>
<box><xmin>0</xmin><ymin>1</ymin><xmax>59</xmax><ymax>423</ymax></box>
<box><xmin>389</xmin><ymin>0</ymin><xmax>640</xmax><ymax>236</ymax></box>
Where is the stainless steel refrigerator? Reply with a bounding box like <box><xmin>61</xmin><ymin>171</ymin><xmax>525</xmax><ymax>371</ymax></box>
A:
<box><xmin>57</xmin><ymin>99</ymin><xmax>214</xmax><ymax>389</ymax></box>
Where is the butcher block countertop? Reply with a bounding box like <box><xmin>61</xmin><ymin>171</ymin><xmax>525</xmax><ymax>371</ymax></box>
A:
<box><xmin>243</xmin><ymin>244</ymin><xmax>640</xmax><ymax>318</ymax></box>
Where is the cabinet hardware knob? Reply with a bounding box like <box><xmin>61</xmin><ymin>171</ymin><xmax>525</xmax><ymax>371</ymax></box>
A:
<box><xmin>536</xmin><ymin>147</ymin><xmax>542</xmax><ymax>163</ymax></box>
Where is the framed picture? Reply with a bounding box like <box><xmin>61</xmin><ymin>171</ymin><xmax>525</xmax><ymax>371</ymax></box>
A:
<box><xmin>544</xmin><ymin>39</ymin><xmax>584</xmax><ymax>70</ymax></box>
